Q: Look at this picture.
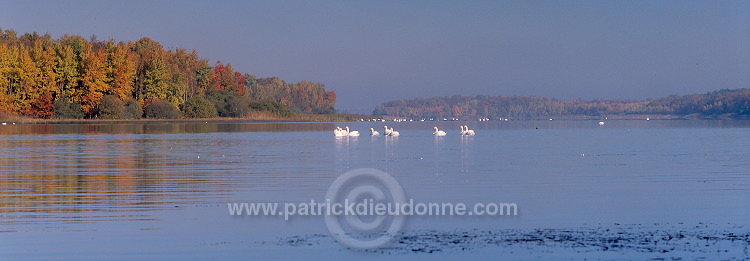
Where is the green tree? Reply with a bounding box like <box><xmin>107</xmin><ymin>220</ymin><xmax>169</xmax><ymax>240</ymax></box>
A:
<box><xmin>54</xmin><ymin>44</ymin><xmax>79</xmax><ymax>101</ymax></box>
<box><xmin>133</xmin><ymin>38</ymin><xmax>169</xmax><ymax>106</ymax></box>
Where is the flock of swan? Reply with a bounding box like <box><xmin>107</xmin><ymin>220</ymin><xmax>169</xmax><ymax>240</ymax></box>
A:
<box><xmin>333</xmin><ymin>126</ymin><xmax>360</xmax><ymax>136</ymax></box>
<box><xmin>334</xmin><ymin>125</ymin><xmax>475</xmax><ymax>137</ymax></box>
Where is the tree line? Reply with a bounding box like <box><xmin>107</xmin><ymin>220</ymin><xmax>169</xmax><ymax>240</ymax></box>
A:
<box><xmin>373</xmin><ymin>88</ymin><xmax>750</xmax><ymax>119</ymax></box>
<box><xmin>0</xmin><ymin>29</ymin><xmax>336</xmax><ymax>119</ymax></box>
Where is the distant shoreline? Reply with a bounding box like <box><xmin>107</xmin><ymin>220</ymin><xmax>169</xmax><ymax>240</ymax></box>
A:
<box><xmin>516</xmin><ymin>113</ymin><xmax>750</xmax><ymax>120</ymax></box>
<box><xmin>2</xmin><ymin>113</ymin><xmax>749</xmax><ymax>125</ymax></box>
<box><xmin>373</xmin><ymin>89</ymin><xmax>750</xmax><ymax>120</ymax></box>
<box><xmin>382</xmin><ymin>113</ymin><xmax>750</xmax><ymax>121</ymax></box>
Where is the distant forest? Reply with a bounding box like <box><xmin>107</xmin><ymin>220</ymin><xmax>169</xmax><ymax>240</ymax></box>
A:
<box><xmin>0</xmin><ymin>29</ymin><xmax>336</xmax><ymax>119</ymax></box>
<box><xmin>373</xmin><ymin>88</ymin><xmax>750</xmax><ymax>119</ymax></box>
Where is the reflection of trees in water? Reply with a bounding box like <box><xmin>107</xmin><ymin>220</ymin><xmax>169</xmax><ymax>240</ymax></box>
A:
<box><xmin>0</xmin><ymin>122</ymin><xmax>340</xmax><ymax>136</ymax></box>
<box><xmin>0</xmin><ymin>134</ymin><xmax>201</xmax><ymax>226</ymax></box>
<box><xmin>0</xmin><ymin>123</ymin><xmax>343</xmax><ymax>228</ymax></box>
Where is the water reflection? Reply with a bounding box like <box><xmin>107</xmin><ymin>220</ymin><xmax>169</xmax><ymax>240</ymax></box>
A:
<box><xmin>460</xmin><ymin>135</ymin><xmax>472</xmax><ymax>173</ymax></box>
<box><xmin>0</xmin><ymin>135</ymin><xmax>193</xmax><ymax>228</ymax></box>
<box><xmin>0</xmin><ymin>122</ymin><xmax>338</xmax><ymax>136</ymax></box>
<box><xmin>433</xmin><ymin>136</ymin><xmax>446</xmax><ymax>174</ymax></box>
<box><xmin>0</xmin><ymin>123</ymin><xmax>340</xmax><ymax>230</ymax></box>
<box><xmin>1</xmin><ymin>120</ymin><xmax>748</xmax><ymax>237</ymax></box>
<box><xmin>382</xmin><ymin>136</ymin><xmax>399</xmax><ymax>174</ymax></box>
<box><xmin>333</xmin><ymin>136</ymin><xmax>356</xmax><ymax>170</ymax></box>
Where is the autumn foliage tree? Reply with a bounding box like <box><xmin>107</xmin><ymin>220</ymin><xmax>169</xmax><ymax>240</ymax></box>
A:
<box><xmin>78</xmin><ymin>47</ymin><xmax>109</xmax><ymax>115</ymax></box>
<box><xmin>0</xmin><ymin>28</ymin><xmax>337</xmax><ymax>119</ymax></box>
<box><xmin>211</xmin><ymin>62</ymin><xmax>246</xmax><ymax>96</ymax></box>
<box><xmin>105</xmin><ymin>40</ymin><xmax>135</xmax><ymax>100</ymax></box>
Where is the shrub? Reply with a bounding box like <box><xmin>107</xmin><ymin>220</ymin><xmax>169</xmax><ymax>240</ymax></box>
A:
<box><xmin>228</xmin><ymin>96</ymin><xmax>252</xmax><ymax>117</ymax></box>
<box><xmin>97</xmin><ymin>95</ymin><xmax>124</xmax><ymax>119</ymax></box>
<box><xmin>144</xmin><ymin>100</ymin><xmax>181</xmax><ymax>119</ymax></box>
<box><xmin>312</xmin><ymin>105</ymin><xmax>336</xmax><ymax>114</ymax></box>
<box><xmin>182</xmin><ymin>96</ymin><xmax>218</xmax><ymax>118</ymax></box>
<box><xmin>122</xmin><ymin>98</ymin><xmax>143</xmax><ymax>119</ymax></box>
<box><xmin>53</xmin><ymin>99</ymin><xmax>85</xmax><ymax>119</ymax></box>
<box><xmin>249</xmin><ymin>100</ymin><xmax>293</xmax><ymax>117</ymax></box>
<box><xmin>206</xmin><ymin>90</ymin><xmax>234</xmax><ymax>117</ymax></box>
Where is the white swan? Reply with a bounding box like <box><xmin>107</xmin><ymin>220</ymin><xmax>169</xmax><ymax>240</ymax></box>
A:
<box><xmin>389</xmin><ymin>128</ymin><xmax>400</xmax><ymax>136</ymax></box>
<box><xmin>459</xmin><ymin>126</ymin><xmax>466</xmax><ymax>135</ymax></box>
<box><xmin>334</xmin><ymin>127</ymin><xmax>346</xmax><ymax>136</ymax></box>
<box><xmin>370</xmin><ymin>128</ymin><xmax>380</xmax><ymax>136</ymax></box>
<box><xmin>383</xmin><ymin>126</ymin><xmax>392</xmax><ymax>136</ymax></box>
<box><xmin>346</xmin><ymin>126</ymin><xmax>360</xmax><ymax>136</ymax></box>
<box><xmin>463</xmin><ymin>125</ymin><xmax>475</xmax><ymax>136</ymax></box>
<box><xmin>433</xmin><ymin>127</ymin><xmax>447</xmax><ymax>136</ymax></box>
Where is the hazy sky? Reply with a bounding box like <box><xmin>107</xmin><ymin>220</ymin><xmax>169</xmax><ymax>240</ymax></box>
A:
<box><xmin>3</xmin><ymin>0</ymin><xmax>749</xmax><ymax>113</ymax></box>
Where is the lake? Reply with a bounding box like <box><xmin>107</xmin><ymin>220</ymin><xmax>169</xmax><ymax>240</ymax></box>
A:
<box><xmin>0</xmin><ymin>120</ymin><xmax>748</xmax><ymax>260</ymax></box>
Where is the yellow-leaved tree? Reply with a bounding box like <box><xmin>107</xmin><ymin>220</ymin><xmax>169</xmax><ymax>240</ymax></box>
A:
<box><xmin>105</xmin><ymin>40</ymin><xmax>135</xmax><ymax>100</ymax></box>
<box><xmin>77</xmin><ymin>45</ymin><xmax>109</xmax><ymax>116</ymax></box>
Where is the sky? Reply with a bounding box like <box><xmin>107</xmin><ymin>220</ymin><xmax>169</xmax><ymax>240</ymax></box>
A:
<box><xmin>2</xmin><ymin>0</ymin><xmax>749</xmax><ymax>113</ymax></box>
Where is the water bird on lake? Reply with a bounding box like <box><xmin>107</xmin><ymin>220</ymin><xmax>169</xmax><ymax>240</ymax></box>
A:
<box><xmin>333</xmin><ymin>127</ymin><xmax>347</xmax><ymax>136</ymax></box>
<box><xmin>389</xmin><ymin>128</ymin><xmax>400</xmax><ymax>136</ymax></box>
<box><xmin>598</xmin><ymin>121</ymin><xmax>605</xmax><ymax>126</ymax></box>
<box><xmin>433</xmin><ymin>127</ymin><xmax>447</xmax><ymax>136</ymax></box>
<box><xmin>370</xmin><ymin>128</ymin><xmax>380</xmax><ymax>136</ymax></box>
<box><xmin>346</xmin><ymin>126</ymin><xmax>360</xmax><ymax>136</ymax></box>
<box><xmin>383</xmin><ymin>126</ymin><xmax>392</xmax><ymax>136</ymax></box>
<box><xmin>462</xmin><ymin>126</ymin><xmax>475</xmax><ymax>136</ymax></box>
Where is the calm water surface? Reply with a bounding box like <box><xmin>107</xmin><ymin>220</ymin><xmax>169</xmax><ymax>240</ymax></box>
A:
<box><xmin>0</xmin><ymin>120</ymin><xmax>748</xmax><ymax>260</ymax></box>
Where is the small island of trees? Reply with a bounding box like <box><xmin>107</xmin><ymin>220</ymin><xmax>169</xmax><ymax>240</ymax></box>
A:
<box><xmin>374</xmin><ymin>89</ymin><xmax>750</xmax><ymax>120</ymax></box>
